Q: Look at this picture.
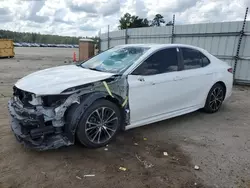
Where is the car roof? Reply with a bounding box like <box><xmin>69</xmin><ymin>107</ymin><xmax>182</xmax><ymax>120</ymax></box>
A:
<box><xmin>116</xmin><ymin>43</ymin><xmax>208</xmax><ymax>53</ymax></box>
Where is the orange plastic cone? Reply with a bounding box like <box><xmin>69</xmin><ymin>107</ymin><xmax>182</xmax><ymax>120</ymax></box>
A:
<box><xmin>73</xmin><ymin>52</ymin><xmax>76</xmax><ymax>62</ymax></box>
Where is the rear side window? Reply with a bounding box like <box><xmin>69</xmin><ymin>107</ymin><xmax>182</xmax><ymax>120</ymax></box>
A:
<box><xmin>201</xmin><ymin>54</ymin><xmax>210</xmax><ymax>66</ymax></box>
<box><xmin>132</xmin><ymin>48</ymin><xmax>179</xmax><ymax>75</ymax></box>
<box><xmin>181</xmin><ymin>48</ymin><xmax>210</xmax><ymax>70</ymax></box>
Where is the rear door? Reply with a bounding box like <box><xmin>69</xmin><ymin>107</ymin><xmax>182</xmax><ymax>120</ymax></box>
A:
<box><xmin>178</xmin><ymin>47</ymin><xmax>214</xmax><ymax>108</ymax></box>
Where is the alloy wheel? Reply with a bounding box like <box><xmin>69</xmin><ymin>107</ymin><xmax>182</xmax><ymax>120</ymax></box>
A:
<box><xmin>85</xmin><ymin>107</ymin><xmax>118</xmax><ymax>144</ymax></box>
<box><xmin>209</xmin><ymin>87</ymin><xmax>224</xmax><ymax>111</ymax></box>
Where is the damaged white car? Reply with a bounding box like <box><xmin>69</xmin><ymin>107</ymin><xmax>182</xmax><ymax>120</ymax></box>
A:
<box><xmin>8</xmin><ymin>44</ymin><xmax>233</xmax><ymax>150</ymax></box>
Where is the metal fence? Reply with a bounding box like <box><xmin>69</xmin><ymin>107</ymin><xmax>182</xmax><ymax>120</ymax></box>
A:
<box><xmin>100</xmin><ymin>12</ymin><xmax>250</xmax><ymax>84</ymax></box>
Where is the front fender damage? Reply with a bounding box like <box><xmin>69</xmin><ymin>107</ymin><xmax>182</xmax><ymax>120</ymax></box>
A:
<box><xmin>8</xmin><ymin>75</ymin><xmax>130</xmax><ymax>150</ymax></box>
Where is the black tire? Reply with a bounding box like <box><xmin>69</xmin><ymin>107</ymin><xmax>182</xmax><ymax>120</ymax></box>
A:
<box><xmin>76</xmin><ymin>99</ymin><xmax>121</xmax><ymax>148</ymax></box>
<box><xmin>203</xmin><ymin>83</ymin><xmax>225</xmax><ymax>113</ymax></box>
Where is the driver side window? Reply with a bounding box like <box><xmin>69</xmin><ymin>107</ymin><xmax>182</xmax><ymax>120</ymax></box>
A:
<box><xmin>132</xmin><ymin>48</ymin><xmax>179</xmax><ymax>75</ymax></box>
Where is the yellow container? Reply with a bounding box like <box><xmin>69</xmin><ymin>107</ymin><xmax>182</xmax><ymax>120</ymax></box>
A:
<box><xmin>0</xmin><ymin>39</ymin><xmax>15</xmax><ymax>57</ymax></box>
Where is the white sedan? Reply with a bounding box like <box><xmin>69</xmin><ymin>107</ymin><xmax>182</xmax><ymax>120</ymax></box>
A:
<box><xmin>8</xmin><ymin>44</ymin><xmax>233</xmax><ymax>150</ymax></box>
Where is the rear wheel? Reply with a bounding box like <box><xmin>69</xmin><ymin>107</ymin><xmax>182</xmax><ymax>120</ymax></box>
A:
<box><xmin>203</xmin><ymin>83</ymin><xmax>225</xmax><ymax>113</ymax></box>
<box><xmin>76</xmin><ymin>99</ymin><xmax>121</xmax><ymax>148</ymax></box>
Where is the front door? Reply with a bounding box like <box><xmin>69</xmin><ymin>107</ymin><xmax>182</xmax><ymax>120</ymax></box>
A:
<box><xmin>128</xmin><ymin>47</ymin><xmax>185</xmax><ymax>124</ymax></box>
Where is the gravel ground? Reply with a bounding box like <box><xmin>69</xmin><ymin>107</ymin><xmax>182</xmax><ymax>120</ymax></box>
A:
<box><xmin>0</xmin><ymin>47</ymin><xmax>249</xmax><ymax>188</ymax></box>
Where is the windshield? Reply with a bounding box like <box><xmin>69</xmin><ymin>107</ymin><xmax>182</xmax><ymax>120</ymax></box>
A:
<box><xmin>80</xmin><ymin>46</ymin><xmax>150</xmax><ymax>74</ymax></box>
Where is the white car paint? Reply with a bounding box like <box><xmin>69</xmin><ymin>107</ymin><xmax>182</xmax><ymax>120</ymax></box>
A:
<box><xmin>15</xmin><ymin>65</ymin><xmax>114</xmax><ymax>95</ymax></box>
<box><xmin>128</xmin><ymin>71</ymin><xmax>192</xmax><ymax>124</ymax></box>
<box><xmin>14</xmin><ymin>43</ymin><xmax>233</xmax><ymax>131</ymax></box>
<box><xmin>124</xmin><ymin>44</ymin><xmax>233</xmax><ymax>130</ymax></box>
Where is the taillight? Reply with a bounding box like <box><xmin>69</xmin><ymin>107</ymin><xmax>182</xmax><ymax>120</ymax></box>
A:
<box><xmin>228</xmin><ymin>68</ymin><xmax>233</xmax><ymax>73</ymax></box>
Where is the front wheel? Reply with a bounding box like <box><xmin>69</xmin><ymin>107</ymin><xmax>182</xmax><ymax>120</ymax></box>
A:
<box><xmin>203</xmin><ymin>83</ymin><xmax>225</xmax><ymax>113</ymax></box>
<box><xmin>76</xmin><ymin>99</ymin><xmax>121</xmax><ymax>148</ymax></box>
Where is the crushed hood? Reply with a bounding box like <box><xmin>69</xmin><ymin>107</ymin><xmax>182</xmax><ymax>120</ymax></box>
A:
<box><xmin>15</xmin><ymin>65</ymin><xmax>115</xmax><ymax>95</ymax></box>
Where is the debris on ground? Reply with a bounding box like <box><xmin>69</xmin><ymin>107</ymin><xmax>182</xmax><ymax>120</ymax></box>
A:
<box><xmin>134</xmin><ymin>143</ymin><xmax>139</xmax><ymax>146</ymax></box>
<box><xmin>144</xmin><ymin>161</ymin><xmax>154</xmax><ymax>168</ymax></box>
<box><xmin>84</xmin><ymin>174</ymin><xmax>95</xmax><ymax>177</ymax></box>
<box><xmin>104</xmin><ymin>148</ymin><xmax>108</xmax><ymax>151</ymax></box>
<box><xmin>232</xmin><ymin>134</ymin><xmax>239</xmax><ymax>137</ymax></box>
<box><xmin>76</xmin><ymin>176</ymin><xmax>82</xmax><ymax>180</ymax></box>
<box><xmin>136</xmin><ymin>154</ymin><xmax>154</xmax><ymax>169</ymax></box>
<box><xmin>143</xmin><ymin>137</ymin><xmax>147</xmax><ymax>141</ymax></box>
<box><xmin>41</xmin><ymin>171</ymin><xmax>46</xmax><ymax>175</ymax></box>
<box><xmin>119</xmin><ymin>167</ymin><xmax>127</xmax><ymax>171</ymax></box>
<box><xmin>163</xmin><ymin>152</ymin><xmax>169</xmax><ymax>156</ymax></box>
<box><xmin>2</xmin><ymin>47</ymin><xmax>248</xmax><ymax>188</ymax></box>
<box><xmin>194</xmin><ymin>165</ymin><xmax>200</xmax><ymax>170</ymax></box>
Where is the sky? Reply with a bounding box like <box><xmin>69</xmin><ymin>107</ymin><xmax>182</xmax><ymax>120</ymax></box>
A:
<box><xmin>0</xmin><ymin>0</ymin><xmax>249</xmax><ymax>37</ymax></box>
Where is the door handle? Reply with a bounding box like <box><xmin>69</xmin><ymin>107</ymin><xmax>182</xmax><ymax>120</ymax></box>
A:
<box><xmin>205</xmin><ymin>72</ymin><xmax>213</xmax><ymax>75</ymax></box>
<box><xmin>173</xmin><ymin>76</ymin><xmax>182</xmax><ymax>81</ymax></box>
<box><xmin>138</xmin><ymin>77</ymin><xmax>145</xmax><ymax>82</ymax></box>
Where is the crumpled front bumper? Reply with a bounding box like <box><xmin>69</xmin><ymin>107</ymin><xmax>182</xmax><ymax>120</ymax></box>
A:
<box><xmin>8</xmin><ymin>98</ymin><xmax>71</xmax><ymax>151</ymax></box>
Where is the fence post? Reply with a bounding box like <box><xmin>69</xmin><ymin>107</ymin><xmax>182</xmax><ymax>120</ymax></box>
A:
<box><xmin>107</xmin><ymin>25</ymin><xmax>110</xmax><ymax>49</ymax></box>
<box><xmin>98</xmin><ymin>29</ymin><xmax>101</xmax><ymax>53</ymax></box>
<box><xmin>125</xmin><ymin>28</ymin><xmax>128</xmax><ymax>44</ymax></box>
<box><xmin>233</xmin><ymin>7</ymin><xmax>248</xmax><ymax>83</ymax></box>
<box><xmin>171</xmin><ymin>14</ymin><xmax>175</xmax><ymax>44</ymax></box>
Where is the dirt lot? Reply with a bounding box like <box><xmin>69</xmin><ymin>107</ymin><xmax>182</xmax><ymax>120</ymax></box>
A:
<box><xmin>0</xmin><ymin>47</ymin><xmax>250</xmax><ymax>188</ymax></box>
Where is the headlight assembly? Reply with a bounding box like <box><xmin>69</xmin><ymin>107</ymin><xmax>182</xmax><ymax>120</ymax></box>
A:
<box><xmin>28</xmin><ymin>94</ymin><xmax>43</xmax><ymax>105</ymax></box>
<box><xmin>41</xmin><ymin>95</ymin><xmax>69</xmax><ymax>107</ymax></box>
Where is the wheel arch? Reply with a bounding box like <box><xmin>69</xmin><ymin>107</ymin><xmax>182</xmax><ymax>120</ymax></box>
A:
<box><xmin>64</xmin><ymin>91</ymin><xmax>126</xmax><ymax>143</ymax></box>
<box><xmin>202</xmin><ymin>81</ymin><xmax>227</xmax><ymax>113</ymax></box>
<box><xmin>214</xmin><ymin>81</ymin><xmax>227</xmax><ymax>99</ymax></box>
<box><xmin>105</xmin><ymin>95</ymin><xmax>128</xmax><ymax>127</ymax></box>
<box><xmin>203</xmin><ymin>80</ymin><xmax>227</xmax><ymax>108</ymax></box>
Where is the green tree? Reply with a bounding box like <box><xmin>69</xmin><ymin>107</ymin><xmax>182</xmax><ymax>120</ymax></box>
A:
<box><xmin>118</xmin><ymin>13</ymin><xmax>132</xmax><ymax>29</ymax></box>
<box><xmin>118</xmin><ymin>13</ymin><xmax>149</xmax><ymax>29</ymax></box>
<box><xmin>151</xmin><ymin>14</ymin><xmax>165</xmax><ymax>26</ymax></box>
<box><xmin>0</xmin><ymin>29</ymin><xmax>92</xmax><ymax>45</ymax></box>
<box><xmin>130</xmin><ymin>16</ymin><xmax>149</xmax><ymax>28</ymax></box>
<box><xmin>31</xmin><ymin>33</ymin><xmax>37</xmax><ymax>43</ymax></box>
